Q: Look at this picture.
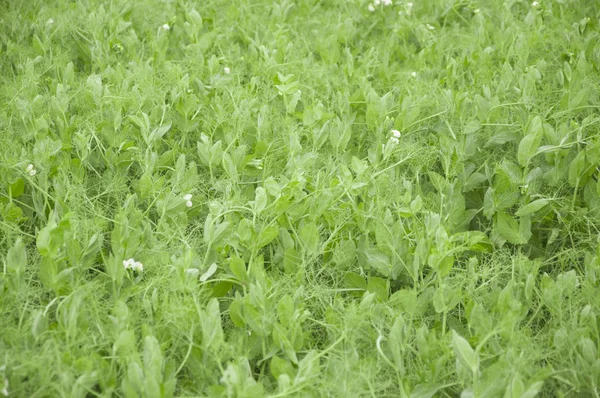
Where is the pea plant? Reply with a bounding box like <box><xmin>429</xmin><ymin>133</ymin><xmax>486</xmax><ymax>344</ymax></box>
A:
<box><xmin>1</xmin><ymin>0</ymin><xmax>599</xmax><ymax>396</ymax></box>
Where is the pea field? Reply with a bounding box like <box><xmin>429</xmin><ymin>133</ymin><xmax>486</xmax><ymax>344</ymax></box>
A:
<box><xmin>1</xmin><ymin>0</ymin><xmax>600</xmax><ymax>396</ymax></box>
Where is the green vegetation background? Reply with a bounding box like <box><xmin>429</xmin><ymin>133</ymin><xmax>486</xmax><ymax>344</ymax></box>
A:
<box><xmin>1</xmin><ymin>0</ymin><xmax>599</xmax><ymax>396</ymax></box>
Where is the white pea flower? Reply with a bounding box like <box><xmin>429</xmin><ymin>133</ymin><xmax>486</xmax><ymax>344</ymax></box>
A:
<box><xmin>46</xmin><ymin>18</ymin><xmax>54</xmax><ymax>25</ymax></box>
<box><xmin>26</xmin><ymin>164</ymin><xmax>37</xmax><ymax>176</ymax></box>
<box><xmin>161</xmin><ymin>23</ymin><xmax>170</xmax><ymax>31</ymax></box>
<box><xmin>426</xmin><ymin>23</ymin><xmax>435</xmax><ymax>30</ymax></box>
<box><xmin>223</xmin><ymin>67</ymin><xmax>231</xmax><ymax>75</ymax></box>
<box><xmin>474</xmin><ymin>8</ymin><xmax>480</xmax><ymax>14</ymax></box>
<box><xmin>183</xmin><ymin>193</ymin><xmax>193</xmax><ymax>207</ymax></box>
<box><xmin>131</xmin><ymin>261</ymin><xmax>143</xmax><ymax>272</ymax></box>
<box><xmin>374</xmin><ymin>0</ymin><xmax>381</xmax><ymax>5</ymax></box>
<box><xmin>406</xmin><ymin>2</ymin><xmax>413</xmax><ymax>15</ymax></box>
<box><xmin>531</xmin><ymin>1</ymin><xmax>539</xmax><ymax>6</ymax></box>
<box><xmin>123</xmin><ymin>258</ymin><xmax>143</xmax><ymax>272</ymax></box>
<box><xmin>382</xmin><ymin>0</ymin><xmax>392</xmax><ymax>5</ymax></box>
<box><xmin>411</xmin><ymin>71</ymin><xmax>417</xmax><ymax>78</ymax></box>
<box><xmin>368</xmin><ymin>4</ymin><xmax>375</xmax><ymax>12</ymax></box>
<box><xmin>391</xmin><ymin>129</ymin><xmax>401</xmax><ymax>139</ymax></box>
<box><xmin>185</xmin><ymin>268</ymin><xmax>200</xmax><ymax>277</ymax></box>
<box><xmin>389</xmin><ymin>137</ymin><xmax>400</xmax><ymax>145</ymax></box>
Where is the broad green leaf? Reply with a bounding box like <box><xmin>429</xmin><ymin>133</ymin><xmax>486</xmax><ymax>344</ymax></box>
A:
<box><xmin>229</xmin><ymin>298</ymin><xmax>245</xmax><ymax>327</ymax></box>
<box><xmin>276</xmin><ymin>295</ymin><xmax>294</xmax><ymax>326</ymax></box>
<box><xmin>388</xmin><ymin>315</ymin><xmax>406</xmax><ymax>374</ymax></box>
<box><xmin>464</xmin><ymin>120</ymin><xmax>481</xmax><ymax>135</ymax></box>
<box><xmin>200</xmin><ymin>263</ymin><xmax>218</xmax><ymax>282</ymax></box>
<box><xmin>299</xmin><ymin>222</ymin><xmax>319</xmax><ymax>253</ymax></box>
<box><xmin>9</xmin><ymin>178</ymin><xmax>25</xmax><ymax>197</ymax></box>
<box><xmin>229</xmin><ymin>256</ymin><xmax>248</xmax><ymax>282</ymax></box>
<box><xmin>343</xmin><ymin>272</ymin><xmax>367</xmax><ymax>291</ymax></box>
<box><xmin>200</xmin><ymin>298</ymin><xmax>224</xmax><ymax>351</ymax></box>
<box><xmin>451</xmin><ymin>330</ymin><xmax>479</xmax><ymax>374</ymax></box>
<box><xmin>264</xmin><ymin>177</ymin><xmax>281</xmax><ymax>197</ymax></box>
<box><xmin>518</xmin><ymin>129</ymin><xmax>543</xmax><ymax>167</ymax></box>
<box><xmin>463</xmin><ymin>172</ymin><xmax>487</xmax><ymax>193</ymax></box>
<box><xmin>364</xmin><ymin>248</ymin><xmax>391</xmax><ymax>277</ymax></box>
<box><xmin>113</xmin><ymin>330</ymin><xmax>137</xmax><ymax>357</ymax></box>
<box><xmin>222</xmin><ymin>152</ymin><xmax>238</xmax><ymax>181</ymax></box>
<box><xmin>367</xmin><ymin>277</ymin><xmax>389</xmax><ymax>301</ymax></box>
<box><xmin>411</xmin><ymin>384</ymin><xmax>442</xmax><ymax>398</ymax></box>
<box><xmin>483</xmin><ymin>187</ymin><xmax>495</xmax><ymax>219</ymax></box>
<box><xmin>351</xmin><ymin>156</ymin><xmax>368</xmax><ymax>175</ymax></box>
<box><xmin>522</xmin><ymin>381</ymin><xmax>544</xmax><ymax>398</ymax></box>
<box><xmin>433</xmin><ymin>283</ymin><xmax>461</xmax><ymax>313</ymax></box>
<box><xmin>568</xmin><ymin>150</ymin><xmax>587</xmax><ymax>187</ymax></box>
<box><xmin>143</xmin><ymin>336</ymin><xmax>163</xmax><ymax>383</ymax></box>
<box><xmin>149</xmin><ymin>122</ymin><xmax>171</xmax><ymax>143</ymax></box>
<box><xmin>253</xmin><ymin>187</ymin><xmax>268</xmax><ymax>214</ymax></box>
<box><xmin>519</xmin><ymin>216</ymin><xmax>532</xmax><ymax>244</ymax></box>
<box><xmin>515</xmin><ymin>199</ymin><xmax>550</xmax><ymax>216</ymax></box>
<box><xmin>212</xmin><ymin>221</ymin><xmax>231</xmax><ymax>246</ymax></box>
<box><xmin>256</xmin><ymin>224</ymin><xmax>279</xmax><ymax>249</ymax></box>
<box><xmin>7</xmin><ymin>238</ymin><xmax>27</xmax><ymax>275</ymax></box>
<box><xmin>504</xmin><ymin>373</ymin><xmax>524</xmax><ymax>398</ymax></box>
<box><xmin>81</xmin><ymin>232</ymin><xmax>103</xmax><ymax>269</ymax></box>
<box><xmin>452</xmin><ymin>231</ymin><xmax>492</xmax><ymax>252</ymax></box>
<box><xmin>270</xmin><ymin>357</ymin><xmax>295</xmax><ymax>379</ymax></box>
<box><xmin>496</xmin><ymin>213</ymin><xmax>522</xmax><ymax>245</ymax></box>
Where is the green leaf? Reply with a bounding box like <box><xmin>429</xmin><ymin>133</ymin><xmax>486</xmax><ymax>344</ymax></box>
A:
<box><xmin>568</xmin><ymin>150</ymin><xmax>587</xmax><ymax>187</ymax></box>
<box><xmin>343</xmin><ymin>272</ymin><xmax>367</xmax><ymax>291</ymax></box>
<box><xmin>388</xmin><ymin>315</ymin><xmax>406</xmax><ymax>375</ymax></box>
<box><xmin>200</xmin><ymin>263</ymin><xmax>218</xmax><ymax>282</ymax></box>
<box><xmin>299</xmin><ymin>222</ymin><xmax>319</xmax><ymax>253</ymax></box>
<box><xmin>7</xmin><ymin>238</ymin><xmax>27</xmax><ymax>275</ymax></box>
<box><xmin>81</xmin><ymin>232</ymin><xmax>103</xmax><ymax>269</ymax></box>
<box><xmin>143</xmin><ymin>336</ymin><xmax>163</xmax><ymax>382</ymax></box>
<box><xmin>229</xmin><ymin>256</ymin><xmax>248</xmax><ymax>282</ymax></box>
<box><xmin>253</xmin><ymin>187</ymin><xmax>268</xmax><ymax>214</ymax></box>
<box><xmin>496</xmin><ymin>213</ymin><xmax>523</xmax><ymax>245</ymax></box>
<box><xmin>264</xmin><ymin>177</ymin><xmax>281</xmax><ymax>197</ymax></box>
<box><xmin>452</xmin><ymin>231</ymin><xmax>492</xmax><ymax>252</ymax></box>
<box><xmin>433</xmin><ymin>283</ymin><xmax>461</xmax><ymax>313</ymax></box>
<box><xmin>464</xmin><ymin>120</ymin><xmax>481</xmax><ymax>135</ymax></box>
<box><xmin>515</xmin><ymin>199</ymin><xmax>550</xmax><ymax>217</ymax></box>
<box><xmin>148</xmin><ymin>122</ymin><xmax>171</xmax><ymax>144</ymax></box>
<box><xmin>222</xmin><ymin>152</ymin><xmax>238</xmax><ymax>181</ymax></box>
<box><xmin>229</xmin><ymin>297</ymin><xmax>245</xmax><ymax>327</ymax></box>
<box><xmin>518</xmin><ymin>117</ymin><xmax>543</xmax><ymax>167</ymax></box>
<box><xmin>209</xmin><ymin>220</ymin><xmax>231</xmax><ymax>246</ymax></box>
<box><xmin>411</xmin><ymin>384</ymin><xmax>442</xmax><ymax>398</ymax></box>
<box><xmin>270</xmin><ymin>357</ymin><xmax>295</xmax><ymax>379</ymax></box>
<box><xmin>364</xmin><ymin>248</ymin><xmax>391</xmax><ymax>277</ymax></box>
<box><xmin>483</xmin><ymin>187</ymin><xmax>495</xmax><ymax>219</ymax></box>
<box><xmin>522</xmin><ymin>381</ymin><xmax>544</xmax><ymax>398</ymax></box>
<box><xmin>451</xmin><ymin>330</ymin><xmax>479</xmax><ymax>374</ymax></box>
<box><xmin>367</xmin><ymin>277</ymin><xmax>389</xmax><ymax>301</ymax></box>
<box><xmin>9</xmin><ymin>178</ymin><xmax>25</xmax><ymax>197</ymax></box>
<box><xmin>200</xmin><ymin>298</ymin><xmax>224</xmax><ymax>351</ymax></box>
<box><xmin>256</xmin><ymin>224</ymin><xmax>279</xmax><ymax>249</ymax></box>
<box><xmin>351</xmin><ymin>156</ymin><xmax>368</xmax><ymax>175</ymax></box>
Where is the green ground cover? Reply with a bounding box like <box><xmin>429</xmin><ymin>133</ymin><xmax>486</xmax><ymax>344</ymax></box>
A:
<box><xmin>1</xmin><ymin>0</ymin><xmax>600</xmax><ymax>396</ymax></box>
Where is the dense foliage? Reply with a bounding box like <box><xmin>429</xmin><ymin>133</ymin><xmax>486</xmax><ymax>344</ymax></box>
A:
<box><xmin>1</xmin><ymin>0</ymin><xmax>599</xmax><ymax>396</ymax></box>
